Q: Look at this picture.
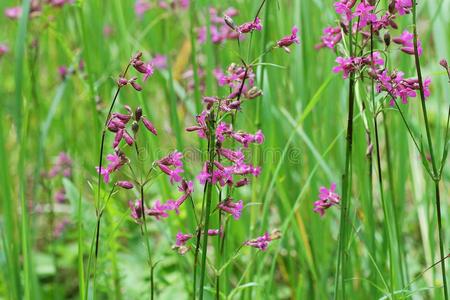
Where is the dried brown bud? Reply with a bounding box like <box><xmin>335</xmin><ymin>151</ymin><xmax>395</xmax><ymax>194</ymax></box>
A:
<box><xmin>224</xmin><ymin>14</ymin><xmax>236</xmax><ymax>30</ymax></box>
<box><xmin>131</xmin><ymin>121</ymin><xmax>139</xmax><ymax>134</ymax></box>
<box><xmin>384</xmin><ymin>32</ymin><xmax>391</xmax><ymax>47</ymax></box>
<box><xmin>246</xmin><ymin>86</ymin><xmax>263</xmax><ymax>99</ymax></box>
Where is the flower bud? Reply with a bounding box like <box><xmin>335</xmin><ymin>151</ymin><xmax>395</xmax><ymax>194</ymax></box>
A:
<box><xmin>123</xmin><ymin>130</ymin><xmax>134</xmax><ymax>145</ymax></box>
<box><xmin>116</xmin><ymin>181</ymin><xmax>134</xmax><ymax>189</ymax></box>
<box><xmin>130</xmin><ymin>80</ymin><xmax>142</xmax><ymax>91</ymax></box>
<box><xmin>135</xmin><ymin>107</ymin><xmax>143</xmax><ymax>121</ymax></box>
<box><xmin>142</xmin><ymin>117</ymin><xmax>158</xmax><ymax>135</ymax></box>
<box><xmin>383</xmin><ymin>32</ymin><xmax>391</xmax><ymax>47</ymax></box>
<box><xmin>131</xmin><ymin>121</ymin><xmax>139</xmax><ymax>134</ymax></box>
<box><xmin>117</xmin><ymin>77</ymin><xmax>128</xmax><ymax>87</ymax></box>
<box><xmin>224</xmin><ymin>14</ymin><xmax>236</xmax><ymax>30</ymax></box>
<box><xmin>439</xmin><ymin>59</ymin><xmax>448</xmax><ymax>69</ymax></box>
<box><xmin>388</xmin><ymin>0</ymin><xmax>396</xmax><ymax>14</ymax></box>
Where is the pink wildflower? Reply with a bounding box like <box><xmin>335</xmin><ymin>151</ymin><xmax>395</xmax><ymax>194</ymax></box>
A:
<box><xmin>313</xmin><ymin>182</ymin><xmax>341</xmax><ymax>216</ymax></box>
<box><xmin>218</xmin><ymin>198</ymin><xmax>243</xmax><ymax>220</ymax></box>
<box><xmin>277</xmin><ymin>26</ymin><xmax>300</xmax><ymax>52</ymax></box>
<box><xmin>393</xmin><ymin>30</ymin><xmax>422</xmax><ymax>56</ymax></box>
<box><xmin>237</xmin><ymin>17</ymin><xmax>262</xmax><ymax>34</ymax></box>
<box><xmin>244</xmin><ymin>232</ymin><xmax>272</xmax><ymax>251</ymax></box>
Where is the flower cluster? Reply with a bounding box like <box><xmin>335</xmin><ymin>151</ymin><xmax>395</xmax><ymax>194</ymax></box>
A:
<box><xmin>46</xmin><ymin>152</ymin><xmax>73</xmax><ymax>203</ymax></box>
<box><xmin>313</xmin><ymin>183</ymin><xmax>341</xmax><ymax>216</ymax></box>
<box><xmin>135</xmin><ymin>0</ymin><xmax>190</xmax><ymax>17</ymax></box>
<box><xmin>321</xmin><ymin>0</ymin><xmax>431</xmax><ymax>106</ymax></box>
<box><xmin>244</xmin><ymin>230</ymin><xmax>281</xmax><ymax>251</ymax></box>
<box><xmin>277</xmin><ymin>26</ymin><xmax>300</xmax><ymax>53</ymax></box>
<box><xmin>4</xmin><ymin>0</ymin><xmax>72</xmax><ymax>20</ymax></box>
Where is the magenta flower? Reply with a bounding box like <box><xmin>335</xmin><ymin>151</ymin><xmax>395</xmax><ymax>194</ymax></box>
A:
<box><xmin>394</xmin><ymin>0</ymin><xmax>413</xmax><ymax>15</ymax></box>
<box><xmin>332</xmin><ymin>57</ymin><xmax>354</xmax><ymax>79</ymax></box>
<box><xmin>129</xmin><ymin>200</ymin><xmax>144</xmax><ymax>221</ymax></box>
<box><xmin>237</xmin><ymin>17</ymin><xmax>262</xmax><ymax>34</ymax></box>
<box><xmin>218</xmin><ymin>198</ymin><xmax>243</xmax><ymax>220</ymax></box>
<box><xmin>393</xmin><ymin>30</ymin><xmax>422</xmax><ymax>56</ymax></box>
<box><xmin>176</xmin><ymin>232</ymin><xmax>193</xmax><ymax>246</ymax></box>
<box><xmin>54</xmin><ymin>188</ymin><xmax>66</xmax><ymax>203</ymax></box>
<box><xmin>353</xmin><ymin>2</ymin><xmax>376</xmax><ymax>28</ymax></box>
<box><xmin>277</xmin><ymin>26</ymin><xmax>300</xmax><ymax>52</ymax></box>
<box><xmin>317</xmin><ymin>27</ymin><xmax>342</xmax><ymax>49</ymax></box>
<box><xmin>150</xmin><ymin>54</ymin><xmax>167</xmax><ymax>69</ymax></box>
<box><xmin>135</xmin><ymin>0</ymin><xmax>151</xmax><ymax>16</ymax></box>
<box><xmin>146</xmin><ymin>200</ymin><xmax>173</xmax><ymax>220</ymax></box>
<box><xmin>313</xmin><ymin>182</ymin><xmax>341</xmax><ymax>216</ymax></box>
<box><xmin>158</xmin><ymin>164</ymin><xmax>184</xmax><ymax>184</ymax></box>
<box><xmin>244</xmin><ymin>232</ymin><xmax>271</xmax><ymax>251</ymax></box>
<box><xmin>4</xmin><ymin>6</ymin><xmax>22</xmax><ymax>19</ymax></box>
<box><xmin>0</xmin><ymin>43</ymin><xmax>9</xmax><ymax>57</ymax></box>
<box><xmin>96</xmin><ymin>153</ymin><xmax>126</xmax><ymax>183</ymax></box>
<box><xmin>197</xmin><ymin>162</ymin><xmax>211</xmax><ymax>185</ymax></box>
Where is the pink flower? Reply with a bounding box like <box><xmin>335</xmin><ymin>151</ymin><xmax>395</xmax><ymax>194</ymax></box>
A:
<box><xmin>332</xmin><ymin>56</ymin><xmax>354</xmax><ymax>79</ymax></box>
<box><xmin>244</xmin><ymin>232</ymin><xmax>271</xmax><ymax>251</ymax></box>
<box><xmin>135</xmin><ymin>0</ymin><xmax>151</xmax><ymax>16</ymax></box>
<box><xmin>0</xmin><ymin>43</ymin><xmax>9</xmax><ymax>57</ymax></box>
<box><xmin>353</xmin><ymin>2</ymin><xmax>376</xmax><ymax>28</ymax></box>
<box><xmin>158</xmin><ymin>164</ymin><xmax>184</xmax><ymax>184</ymax></box>
<box><xmin>318</xmin><ymin>27</ymin><xmax>342</xmax><ymax>49</ymax></box>
<box><xmin>143</xmin><ymin>63</ymin><xmax>154</xmax><ymax>80</ymax></box>
<box><xmin>423</xmin><ymin>78</ymin><xmax>432</xmax><ymax>98</ymax></box>
<box><xmin>277</xmin><ymin>26</ymin><xmax>300</xmax><ymax>52</ymax></box>
<box><xmin>237</xmin><ymin>17</ymin><xmax>262</xmax><ymax>34</ymax></box>
<box><xmin>116</xmin><ymin>181</ymin><xmax>134</xmax><ymax>189</ymax></box>
<box><xmin>393</xmin><ymin>30</ymin><xmax>422</xmax><ymax>56</ymax></box>
<box><xmin>159</xmin><ymin>151</ymin><xmax>183</xmax><ymax>167</ymax></box>
<box><xmin>218</xmin><ymin>198</ymin><xmax>243</xmax><ymax>220</ymax></box>
<box><xmin>313</xmin><ymin>182</ymin><xmax>341</xmax><ymax>216</ymax></box>
<box><xmin>146</xmin><ymin>200</ymin><xmax>173</xmax><ymax>220</ymax></box>
<box><xmin>334</xmin><ymin>0</ymin><xmax>354</xmax><ymax>21</ymax></box>
<box><xmin>96</xmin><ymin>152</ymin><xmax>126</xmax><ymax>183</ymax></box>
<box><xmin>54</xmin><ymin>188</ymin><xmax>66</xmax><ymax>203</ymax></box>
<box><xmin>395</xmin><ymin>0</ymin><xmax>413</xmax><ymax>15</ymax></box>
<box><xmin>4</xmin><ymin>6</ymin><xmax>22</xmax><ymax>19</ymax></box>
<box><xmin>176</xmin><ymin>232</ymin><xmax>193</xmax><ymax>246</ymax></box>
<box><xmin>197</xmin><ymin>162</ymin><xmax>211</xmax><ymax>185</ymax></box>
<box><xmin>129</xmin><ymin>200</ymin><xmax>144</xmax><ymax>221</ymax></box>
<box><xmin>150</xmin><ymin>54</ymin><xmax>167</xmax><ymax>69</ymax></box>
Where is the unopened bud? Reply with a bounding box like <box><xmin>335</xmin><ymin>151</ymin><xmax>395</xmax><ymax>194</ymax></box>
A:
<box><xmin>388</xmin><ymin>0</ymin><xmax>396</xmax><ymax>14</ymax></box>
<box><xmin>131</xmin><ymin>121</ymin><xmax>139</xmax><ymax>134</ymax></box>
<box><xmin>116</xmin><ymin>181</ymin><xmax>134</xmax><ymax>189</ymax></box>
<box><xmin>384</xmin><ymin>32</ymin><xmax>391</xmax><ymax>47</ymax></box>
<box><xmin>439</xmin><ymin>59</ymin><xmax>448</xmax><ymax>69</ymax></box>
<box><xmin>117</xmin><ymin>77</ymin><xmax>128</xmax><ymax>87</ymax></box>
<box><xmin>224</xmin><ymin>14</ymin><xmax>236</xmax><ymax>30</ymax></box>
<box><xmin>135</xmin><ymin>107</ymin><xmax>143</xmax><ymax>121</ymax></box>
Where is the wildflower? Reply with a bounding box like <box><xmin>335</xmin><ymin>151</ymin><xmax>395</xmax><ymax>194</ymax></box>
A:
<box><xmin>146</xmin><ymin>200</ymin><xmax>174</xmax><ymax>220</ymax></box>
<box><xmin>334</xmin><ymin>0</ymin><xmax>356</xmax><ymax>21</ymax></box>
<box><xmin>135</xmin><ymin>0</ymin><xmax>151</xmax><ymax>16</ymax></box>
<box><xmin>150</xmin><ymin>54</ymin><xmax>167</xmax><ymax>69</ymax></box>
<box><xmin>0</xmin><ymin>44</ymin><xmax>9</xmax><ymax>57</ymax></box>
<box><xmin>197</xmin><ymin>162</ymin><xmax>211</xmax><ymax>185</ymax></box>
<box><xmin>277</xmin><ymin>26</ymin><xmax>300</xmax><ymax>52</ymax></box>
<box><xmin>58</xmin><ymin>66</ymin><xmax>68</xmax><ymax>80</ymax></box>
<box><xmin>54</xmin><ymin>188</ymin><xmax>66</xmax><ymax>203</ymax></box>
<box><xmin>244</xmin><ymin>232</ymin><xmax>273</xmax><ymax>251</ymax></box>
<box><xmin>218</xmin><ymin>198</ymin><xmax>243</xmax><ymax>220</ymax></box>
<box><xmin>237</xmin><ymin>17</ymin><xmax>262</xmax><ymax>34</ymax></box>
<box><xmin>313</xmin><ymin>182</ymin><xmax>341</xmax><ymax>216</ymax></box>
<box><xmin>54</xmin><ymin>219</ymin><xmax>70</xmax><ymax>238</ymax></box>
<box><xmin>176</xmin><ymin>232</ymin><xmax>193</xmax><ymax>246</ymax></box>
<box><xmin>4</xmin><ymin>6</ymin><xmax>22</xmax><ymax>19</ymax></box>
<box><xmin>96</xmin><ymin>152</ymin><xmax>127</xmax><ymax>183</ymax></box>
<box><xmin>48</xmin><ymin>152</ymin><xmax>73</xmax><ymax>178</ymax></box>
<box><xmin>208</xmin><ymin>228</ymin><xmax>223</xmax><ymax>236</ymax></box>
<box><xmin>394</xmin><ymin>0</ymin><xmax>413</xmax><ymax>15</ymax></box>
<box><xmin>317</xmin><ymin>27</ymin><xmax>342</xmax><ymax>49</ymax></box>
<box><xmin>393</xmin><ymin>30</ymin><xmax>422</xmax><ymax>56</ymax></box>
<box><xmin>353</xmin><ymin>2</ymin><xmax>376</xmax><ymax>28</ymax></box>
<box><xmin>116</xmin><ymin>181</ymin><xmax>134</xmax><ymax>189</ymax></box>
<box><xmin>129</xmin><ymin>200</ymin><xmax>144</xmax><ymax>221</ymax></box>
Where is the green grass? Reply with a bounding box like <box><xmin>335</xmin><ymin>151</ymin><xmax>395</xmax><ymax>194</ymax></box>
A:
<box><xmin>0</xmin><ymin>0</ymin><xmax>448</xmax><ymax>299</ymax></box>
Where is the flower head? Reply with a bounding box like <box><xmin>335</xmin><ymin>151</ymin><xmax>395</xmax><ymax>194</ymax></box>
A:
<box><xmin>277</xmin><ymin>26</ymin><xmax>300</xmax><ymax>52</ymax></box>
<box><xmin>313</xmin><ymin>182</ymin><xmax>341</xmax><ymax>216</ymax></box>
<box><xmin>218</xmin><ymin>198</ymin><xmax>243</xmax><ymax>220</ymax></box>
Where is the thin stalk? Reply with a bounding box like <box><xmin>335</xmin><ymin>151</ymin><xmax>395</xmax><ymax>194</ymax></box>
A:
<box><xmin>140</xmin><ymin>183</ymin><xmax>155</xmax><ymax>300</ymax></box>
<box><xmin>334</xmin><ymin>15</ymin><xmax>357</xmax><ymax>300</ymax></box>
<box><xmin>370</xmin><ymin>25</ymin><xmax>395</xmax><ymax>297</ymax></box>
<box><xmin>412</xmin><ymin>2</ymin><xmax>448</xmax><ymax>299</ymax></box>
<box><xmin>199</xmin><ymin>115</ymin><xmax>216</xmax><ymax>300</ymax></box>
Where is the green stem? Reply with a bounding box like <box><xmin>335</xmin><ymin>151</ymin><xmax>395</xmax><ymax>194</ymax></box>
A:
<box><xmin>199</xmin><ymin>115</ymin><xmax>216</xmax><ymax>300</ymax></box>
<box><xmin>412</xmin><ymin>2</ymin><xmax>448</xmax><ymax>299</ymax></box>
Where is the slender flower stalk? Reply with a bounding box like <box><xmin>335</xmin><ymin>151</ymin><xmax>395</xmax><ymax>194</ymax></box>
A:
<box><xmin>411</xmin><ymin>2</ymin><xmax>448</xmax><ymax>299</ymax></box>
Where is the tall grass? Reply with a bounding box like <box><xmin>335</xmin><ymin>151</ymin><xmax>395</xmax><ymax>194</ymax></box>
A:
<box><xmin>0</xmin><ymin>0</ymin><xmax>448</xmax><ymax>299</ymax></box>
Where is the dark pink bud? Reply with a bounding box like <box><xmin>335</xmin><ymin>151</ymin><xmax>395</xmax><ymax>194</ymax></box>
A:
<box><xmin>228</xmin><ymin>100</ymin><xmax>241</xmax><ymax>109</ymax></box>
<box><xmin>186</xmin><ymin>126</ymin><xmax>201</xmax><ymax>132</ymax></box>
<box><xmin>142</xmin><ymin>117</ymin><xmax>157</xmax><ymax>135</ymax></box>
<box><xmin>130</xmin><ymin>81</ymin><xmax>142</xmax><ymax>91</ymax></box>
<box><xmin>440</xmin><ymin>59</ymin><xmax>448</xmax><ymax>69</ymax></box>
<box><xmin>116</xmin><ymin>181</ymin><xmax>134</xmax><ymax>189</ymax></box>
<box><xmin>113</xmin><ymin>113</ymin><xmax>131</xmax><ymax>123</ymax></box>
<box><xmin>123</xmin><ymin>130</ymin><xmax>134</xmax><ymax>145</ymax></box>
<box><xmin>235</xmin><ymin>178</ymin><xmax>249</xmax><ymax>187</ymax></box>
<box><xmin>118</xmin><ymin>77</ymin><xmax>128</xmax><ymax>87</ymax></box>
<box><xmin>113</xmin><ymin>129</ymin><xmax>124</xmax><ymax>148</ymax></box>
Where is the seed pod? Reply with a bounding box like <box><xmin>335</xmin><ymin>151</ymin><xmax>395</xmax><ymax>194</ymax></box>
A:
<box><xmin>384</xmin><ymin>32</ymin><xmax>391</xmax><ymax>47</ymax></box>
<box><xmin>135</xmin><ymin>107</ymin><xmax>143</xmax><ymax>121</ymax></box>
